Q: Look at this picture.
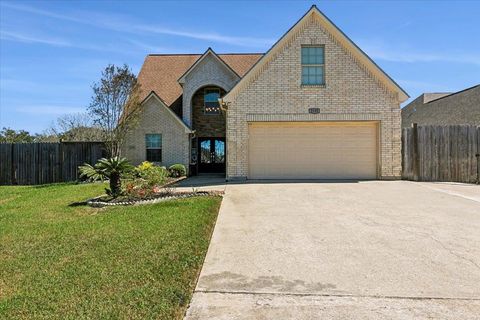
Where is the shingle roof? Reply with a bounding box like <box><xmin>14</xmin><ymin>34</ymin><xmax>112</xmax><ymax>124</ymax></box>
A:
<box><xmin>137</xmin><ymin>53</ymin><xmax>263</xmax><ymax>106</ymax></box>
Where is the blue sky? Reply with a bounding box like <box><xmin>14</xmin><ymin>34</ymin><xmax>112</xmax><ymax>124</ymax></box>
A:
<box><xmin>1</xmin><ymin>1</ymin><xmax>479</xmax><ymax>133</ymax></box>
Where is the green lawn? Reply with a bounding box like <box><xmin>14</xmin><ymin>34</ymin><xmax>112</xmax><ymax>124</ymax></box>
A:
<box><xmin>0</xmin><ymin>183</ymin><xmax>221</xmax><ymax>319</ymax></box>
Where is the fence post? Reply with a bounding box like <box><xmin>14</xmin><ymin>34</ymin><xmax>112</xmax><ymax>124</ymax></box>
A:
<box><xmin>10</xmin><ymin>143</ymin><xmax>16</xmax><ymax>185</ymax></box>
<box><xmin>412</xmin><ymin>123</ymin><xmax>419</xmax><ymax>181</ymax></box>
<box><xmin>58</xmin><ymin>142</ymin><xmax>63</xmax><ymax>182</ymax></box>
<box><xmin>476</xmin><ymin>153</ymin><xmax>480</xmax><ymax>184</ymax></box>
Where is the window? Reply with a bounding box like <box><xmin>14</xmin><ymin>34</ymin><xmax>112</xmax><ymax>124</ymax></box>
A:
<box><xmin>301</xmin><ymin>46</ymin><xmax>325</xmax><ymax>85</ymax></box>
<box><xmin>145</xmin><ymin>134</ymin><xmax>162</xmax><ymax>162</ymax></box>
<box><xmin>204</xmin><ymin>88</ymin><xmax>221</xmax><ymax>115</ymax></box>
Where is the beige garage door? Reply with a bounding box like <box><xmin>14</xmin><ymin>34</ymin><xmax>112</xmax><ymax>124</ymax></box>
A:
<box><xmin>248</xmin><ymin>122</ymin><xmax>378</xmax><ymax>179</ymax></box>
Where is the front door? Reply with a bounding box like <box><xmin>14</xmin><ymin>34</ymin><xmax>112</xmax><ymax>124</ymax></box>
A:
<box><xmin>198</xmin><ymin>138</ymin><xmax>226</xmax><ymax>173</ymax></box>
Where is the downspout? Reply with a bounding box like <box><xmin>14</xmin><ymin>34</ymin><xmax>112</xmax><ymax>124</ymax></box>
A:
<box><xmin>220</xmin><ymin>98</ymin><xmax>230</xmax><ymax>180</ymax></box>
<box><xmin>189</xmin><ymin>130</ymin><xmax>196</xmax><ymax>176</ymax></box>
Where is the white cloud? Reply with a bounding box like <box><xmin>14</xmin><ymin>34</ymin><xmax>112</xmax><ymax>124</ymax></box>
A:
<box><xmin>1</xmin><ymin>2</ymin><xmax>85</xmax><ymax>23</ymax></box>
<box><xmin>2</xmin><ymin>2</ymin><xmax>273</xmax><ymax>48</ymax></box>
<box><xmin>0</xmin><ymin>30</ymin><xmax>71</xmax><ymax>47</ymax></box>
<box><xmin>134</xmin><ymin>25</ymin><xmax>274</xmax><ymax>48</ymax></box>
<box><xmin>0</xmin><ymin>29</ymin><xmax>145</xmax><ymax>55</ymax></box>
<box><xmin>15</xmin><ymin>105</ymin><xmax>85</xmax><ymax>115</ymax></box>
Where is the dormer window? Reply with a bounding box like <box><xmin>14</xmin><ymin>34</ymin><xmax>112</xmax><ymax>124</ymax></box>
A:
<box><xmin>204</xmin><ymin>88</ymin><xmax>221</xmax><ymax>115</ymax></box>
<box><xmin>301</xmin><ymin>46</ymin><xmax>325</xmax><ymax>85</ymax></box>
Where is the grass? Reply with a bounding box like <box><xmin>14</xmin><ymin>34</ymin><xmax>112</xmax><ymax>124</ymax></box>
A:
<box><xmin>0</xmin><ymin>183</ymin><xmax>221</xmax><ymax>319</ymax></box>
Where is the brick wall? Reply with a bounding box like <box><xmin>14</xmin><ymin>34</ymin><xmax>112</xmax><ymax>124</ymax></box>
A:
<box><xmin>122</xmin><ymin>96</ymin><xmax>190</xmax><ymax>169</ymax></box>
<box><xmin>182</xmin><ymin>52</ymin><xmax>239</xmax><ymax>127</ymax></box>
<box><xmin>227</xmin><ymin>16</ymin><xmax>402</xmax><ymax>179</ymax></box>
<box><xmin>402</xmin><ymin>86</ymin><xmax>480</xmax><ymax>128</ymax></box>
<box><xmin>192</xmin><ymin>87</ymin><xmax>227</xmax><ymax>137</ymax></box>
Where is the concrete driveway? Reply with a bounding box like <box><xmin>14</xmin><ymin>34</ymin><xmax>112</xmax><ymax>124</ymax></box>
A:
<box><xmin>185</xmin><ymin>181</ymin><xmax>480</xmax><ymax>319</ymax></box>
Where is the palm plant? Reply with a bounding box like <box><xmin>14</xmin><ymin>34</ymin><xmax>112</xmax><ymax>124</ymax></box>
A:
<box><xmin>79</xmin><ymin>157</ymin><xmax>133</xmax><ymax>197</ymax></box>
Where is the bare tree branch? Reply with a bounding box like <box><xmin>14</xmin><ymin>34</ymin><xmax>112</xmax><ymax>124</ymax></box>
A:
<box><xmin>87</xmin><ymin>64</ymin><xmax>142</xmax><ymax>157</ymax></box>
<box><xmin>43</xmin><ymin>112</ymin><xmax>104</xmax><ymax>142</ymax></box>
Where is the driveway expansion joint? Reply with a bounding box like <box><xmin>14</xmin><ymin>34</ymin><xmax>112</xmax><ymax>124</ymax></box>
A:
<box><xmin>417</xmin><ymin>182</ymin><xmax>480</xmax><ymax>204</ymax></box>
<box><xmin>195</xmin><ymin>289</ymin><xmax>480</xmax><ymax>301</ymax></box>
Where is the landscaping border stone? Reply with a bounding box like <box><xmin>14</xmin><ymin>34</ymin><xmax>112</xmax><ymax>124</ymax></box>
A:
<box><xmin>87</xmin><ymin>190</ymin><xmax>223</xmax><ymax>208</ymax></box>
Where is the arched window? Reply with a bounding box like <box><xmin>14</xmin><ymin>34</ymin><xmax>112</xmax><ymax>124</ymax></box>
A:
<box><xmin>204</xmin><ymin>88</ymin><xmax>221</xmax><ymax>115</ymax></box>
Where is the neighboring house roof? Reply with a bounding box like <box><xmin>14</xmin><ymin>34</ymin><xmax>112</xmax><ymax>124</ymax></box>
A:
<box><xmin>223</xmin><ymin>5</ymin><xmax>409</xmax><ymax>105</ymax></box>
<box><xmin>423</xmin><ymin>84</ymin><xmax>479</xmax><ymax>104</ymax></box>
<box><xmin>137</xmin><ymin>53</ymin><xmax>262</xmax><ymax>106</ymax></box>
<box><xmin>401</xmin><ymin>84</ymin><xmax>480</xmax><ymax>128</ymax></box>
<box><xmin>422</xmin><ymin>92</ymin><xmax>452</xmax><ymax>103</ymax></box>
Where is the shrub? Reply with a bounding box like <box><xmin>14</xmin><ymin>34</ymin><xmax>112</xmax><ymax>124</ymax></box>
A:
<box><xmin>135</xmin><ymin>162</ymin><xmax>168</xmax><ymax>186</ymax></box>
<box><xmin>121</xmin><ymin>162</ymin><xmax>169</xmax><ymax>198</ymax></box>
<box><xmin>168</xmin><ymin>164</ymin><xmax>186</xmax><ymax>178</ymax></box>
<box><xmin>79</xmin><ymin>157</ymin><xmax>133</xmax><ymax>198</ymax></box>
<box><xmin>122</xmin><ymin>178</ymin><xmax>154</xmax><ymax>198</ymax></box>
<box><xmin>137</xmin><ymin>161</ymin><xmax>154</xmax><ymax>171</ymax></box>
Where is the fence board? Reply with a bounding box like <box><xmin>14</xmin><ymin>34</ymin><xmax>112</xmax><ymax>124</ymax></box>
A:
<box><xmin>0</xmin><ymin>142</ymin><xmax>105</xmax><ymax>185</ymax></box>
<box><xmin>402</xmin><ymin>125</ymin><xmax>480</xmax><ymax>183</ymax></box>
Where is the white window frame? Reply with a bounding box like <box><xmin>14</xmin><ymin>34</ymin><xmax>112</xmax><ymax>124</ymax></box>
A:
<box><xmin>301</xmin><ymin>45</ymin><xmax>325</xmax><ymax>86</ymax></box>
<box><xmin>145</xmin><ymin>134</ymin><xmax>162</xmax><ymax>162</ymax></box>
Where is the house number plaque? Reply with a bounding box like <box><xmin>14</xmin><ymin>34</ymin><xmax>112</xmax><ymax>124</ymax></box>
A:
<box><xmin>308</xmin><ymin>107</ymin><xmax>320</xmax><ymax>114</ymax></box>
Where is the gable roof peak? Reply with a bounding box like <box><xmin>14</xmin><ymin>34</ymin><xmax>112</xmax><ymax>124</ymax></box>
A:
<box><xmin>223</xmin><ymin>5</ymin><xmax>409</xmax><ymax>104</ymax></box>
<box><xmin>177</xmin><ymin>47</ymin><xmax>240</xmax><ymax>84</ymax></box>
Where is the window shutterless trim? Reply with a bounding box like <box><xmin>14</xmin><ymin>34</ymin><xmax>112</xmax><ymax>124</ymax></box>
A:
<box><xmin>301</xmin><ymin>45</ymin><xmax>325</xmax><ymax>85</ymax></box>
<box><xmin>145</xmin><ymin>134</ymin><xmax>162</xmax><ymax>162</ymax></box>
<box><xmin>204</xmin><ymin>87</ymin><xmax>221</xmax><ymax>115</ymax></box>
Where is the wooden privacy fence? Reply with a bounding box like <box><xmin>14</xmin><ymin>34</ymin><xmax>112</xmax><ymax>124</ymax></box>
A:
<box><xmin>402</xmin><ymin>125</ymin><xmax>480</xmax><ymax>183</ymax></box>
<box><xmin>0</xmin><ymin>142</ymin><xmax>105</xmax><ymax>185</ymax></box>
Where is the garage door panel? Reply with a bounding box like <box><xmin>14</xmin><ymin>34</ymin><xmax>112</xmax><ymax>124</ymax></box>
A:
<box><xmin>248</xmin><ymin>122</ymin><xmax>377</xmax><ymax>179</ymax></box>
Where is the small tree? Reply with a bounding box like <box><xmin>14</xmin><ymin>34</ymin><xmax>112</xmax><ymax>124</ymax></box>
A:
<box><xmin>45</xmin><ymin>112</ymin><xmax>104</xmax><ymax>142</ymax></box>
<box><xmin>0</xmin><ymin>127</ymin><xmax>35</xmax><ymax>143</ymax></box>
<box><xmin>87</xmin><ymin>64</ymin><xmax>142</xmax><ymax>157</ymax></box>
<box><xmin>79</xmin><ymin>157</ymin><xmax>133</xmax><ymax>197</ymax></box>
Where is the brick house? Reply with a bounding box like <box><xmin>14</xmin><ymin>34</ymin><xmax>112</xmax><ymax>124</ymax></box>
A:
<box><xmin>401</xmin><ymin>84</ymin><xmax>480</xmax><ymax>128</ymax></box>
<box><xmin>123</xmin><ymin>6</ymin><xmax>409</xmax><ymax>180</ymax></box>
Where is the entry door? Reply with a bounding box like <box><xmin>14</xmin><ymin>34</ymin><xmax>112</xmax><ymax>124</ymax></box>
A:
<box><xmin>198</xmin><ymin>138</ymin><xmax>226</xmax><ymax>173</ymax></box>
